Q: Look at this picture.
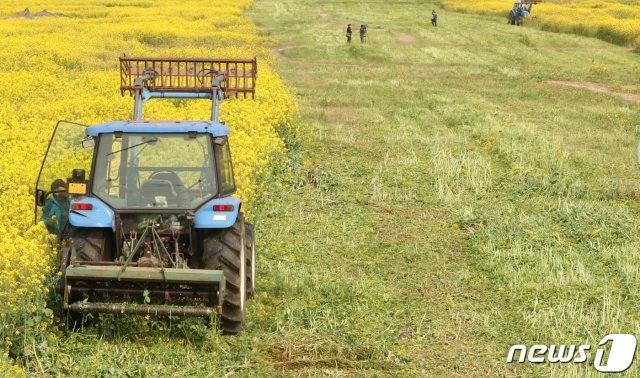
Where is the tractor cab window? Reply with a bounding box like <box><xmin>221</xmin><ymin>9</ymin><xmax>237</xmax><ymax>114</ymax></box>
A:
<box><xmin>92</xmin><ymin>133</ymin><xmax>217</xmax><ymax>209</ymax></box>
<box><xmin>215</xmin><ymin>137</ymin><xmax>236</xmax><ymax>195</ymax></box>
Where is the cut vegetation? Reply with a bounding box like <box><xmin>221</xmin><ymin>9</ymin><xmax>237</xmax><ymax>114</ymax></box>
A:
<box><xmin>247</xmin><ymin>0</ymin><xmax>640</xmax><ymax>375</ymax></box>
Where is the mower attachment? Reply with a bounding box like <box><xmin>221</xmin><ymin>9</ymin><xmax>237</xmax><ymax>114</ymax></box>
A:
<box><xmin>64</xmin><ymin>264</ymin><xmax>225</xmax><ymax>319</ymax></box>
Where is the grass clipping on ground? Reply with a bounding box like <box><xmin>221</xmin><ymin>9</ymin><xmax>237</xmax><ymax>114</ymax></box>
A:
<box><xmin>0</xmin><ymin>0</ymin><xmax>297</xmax><ymax>372</ymax></box>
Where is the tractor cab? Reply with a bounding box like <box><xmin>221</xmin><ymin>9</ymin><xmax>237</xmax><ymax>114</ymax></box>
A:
<box><xmin>89</xmin><ymin>121</ymin><xmax>232</xmax><ymax>211</ymax></box>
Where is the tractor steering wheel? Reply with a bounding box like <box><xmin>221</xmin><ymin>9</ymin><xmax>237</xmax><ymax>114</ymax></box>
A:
<box><xmin>148</xmin><ymin>170</ymin><xmax>179</xmax><ymax>180</ymax></box>
<box><xmin>148</xmin><ymin>170</ymin><xmax>184</xmax><ymax>190</ymax></box>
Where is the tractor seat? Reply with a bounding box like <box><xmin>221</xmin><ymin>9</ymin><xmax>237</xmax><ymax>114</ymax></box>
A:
<box><xmin>149</xmin><ymin>171</ymin><xmax>190</xmax><ymax>206</ymax></box>
<box><xmin>140</xmin><ymin>179</ymin><xmax>178</xmax><ymax>207</ymax></box>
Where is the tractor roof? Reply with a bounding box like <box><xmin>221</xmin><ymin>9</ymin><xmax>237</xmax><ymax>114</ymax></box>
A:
<box><xmin>86</xmin><ymin>120</ymin><xmax>229</xmax><ymax>137</ymax></box>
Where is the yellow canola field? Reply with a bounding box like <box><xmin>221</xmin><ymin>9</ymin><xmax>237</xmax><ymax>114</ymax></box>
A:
<box><xmin>440</xmin><ymin>0</ymin><xmax>640</xmax><ymax>45</ymax></box>
<box><xmin>0</xmin><ymin>0</ymin><xmax>297</xmax><ymax>371</ymax></box>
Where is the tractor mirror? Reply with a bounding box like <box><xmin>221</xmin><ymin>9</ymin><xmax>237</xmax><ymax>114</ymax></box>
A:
<box><xmin>72</xmin><ymin>169</ymin><xmax>86</xmax><ymax>181</ymax></box>
<box><xmin>35</xmin><ymin>189</ymin><xmax>46</xmax><ymax>207</ymax></box>
<box><xmin>213</xmin><ymin>137</ymin><xmax>226</xmax><ymax>145</ymax></box>
<box><xmin>82</xmin><ymin>138</ymin><xmax>95</xmax><ymax>148</ymax></box>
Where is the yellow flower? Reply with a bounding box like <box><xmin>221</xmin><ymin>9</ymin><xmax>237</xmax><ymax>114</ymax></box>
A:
<box><xmin>0</xmin><ymin>0</ymin><xmax>299</xmax><ymax>354</ymax></box>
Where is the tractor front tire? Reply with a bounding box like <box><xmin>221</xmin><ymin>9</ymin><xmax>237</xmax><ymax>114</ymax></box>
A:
<box><xmin>202</xmin><ymin>214</ymin><xmax>251</xmax><ymax>334</ymax></box>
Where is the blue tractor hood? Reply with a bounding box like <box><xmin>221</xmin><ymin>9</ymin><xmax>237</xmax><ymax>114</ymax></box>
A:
<box><xmin>86</xmin><ymin>120</ymin><xmax>229</xmax><ymax>137</ymax></box>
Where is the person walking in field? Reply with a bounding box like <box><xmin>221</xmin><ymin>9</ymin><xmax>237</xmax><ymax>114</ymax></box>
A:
<box><xmin>346</xmin><ymin>24</ymin><xmax>353</xmax><ymax>43</ymax></box>
<box><xmin>431</xmin><ymin>10</ymin><xmax>438</xmax><ymax>27</ymax></box>
<box><xmin>42</xmin><ymin>179</ymin><xmax>70</xmax><ymax>238</ymax></box>
<box><xmin>360</xmin><ymin>24</ymin><xmax>367</xmax><ymax>43</ymax></box>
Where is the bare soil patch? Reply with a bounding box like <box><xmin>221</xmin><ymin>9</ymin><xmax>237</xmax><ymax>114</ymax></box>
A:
<box><xmin>322</xmin><ymin>106</ymin><xmax>358</xmax><ymax>124</ymax></box>
<box><xmin>319</xmin><ymin>13</ymin><xmax>330</xmax><ymax>20</ymax></box>
<box><xmin>391</xmin><ymin>30</ymin><xmax>418</xmax><ymax>44</ymax></box>
<box><xmin>9</xmin><ymin>8</ymin><xmax>69</xmax><ymax>19</ymax></box>
<box><xmin>550</xmin><ymin>80</ymin><xmax>640</xmax><ymax>103</ymax></box>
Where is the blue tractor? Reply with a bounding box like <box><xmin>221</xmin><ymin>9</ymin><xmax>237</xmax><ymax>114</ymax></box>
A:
<box><xmin>35</xmin><ymin>55</ymin><xmax>258</xmax><ymax>333</ymax></box>
<box><xmin>508</xmin><ymin>1</ymin><xmax>539</xmax><ymax>26</ymax></box>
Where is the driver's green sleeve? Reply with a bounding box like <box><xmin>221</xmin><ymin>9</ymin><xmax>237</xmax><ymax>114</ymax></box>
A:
<box><xmin>41</xmin><ymin>198</ymin><xmax>57</xmax><ymax>234</ymax></box>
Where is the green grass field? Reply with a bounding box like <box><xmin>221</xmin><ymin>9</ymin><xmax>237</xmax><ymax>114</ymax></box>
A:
<box><xmin>22</xmin><ymin>0</ymin><xmax>640</xmax><ymax>376</ymax></box>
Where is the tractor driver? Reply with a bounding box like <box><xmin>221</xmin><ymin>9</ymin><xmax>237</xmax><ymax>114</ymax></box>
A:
<box><xmin>42</xmin><ymin>179</ymin><xmax>71</xmax><ymax>238</ymax></box>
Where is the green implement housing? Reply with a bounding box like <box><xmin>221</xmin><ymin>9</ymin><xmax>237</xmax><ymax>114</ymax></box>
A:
<box><xmin>63</xmin><ymin>264</ymin><xmax>227</xmax><ymax>319</ymax></box>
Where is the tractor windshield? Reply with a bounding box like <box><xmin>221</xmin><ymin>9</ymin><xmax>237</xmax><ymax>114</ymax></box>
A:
<box><xmin>93</xmin><ymin>133</ymin><xmax>217</xmax><ymax>209</ymax></box>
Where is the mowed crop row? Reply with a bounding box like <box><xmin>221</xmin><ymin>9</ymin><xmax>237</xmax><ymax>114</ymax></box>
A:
<box><xmin>440</xmin><ymin>0</ymin><xmax>640</xmax><ymax>46</ymax></box>
<box><xmin>0</xmin><ymin>0</ymin><xmax>297</xmax><ymax>374</ymax></box>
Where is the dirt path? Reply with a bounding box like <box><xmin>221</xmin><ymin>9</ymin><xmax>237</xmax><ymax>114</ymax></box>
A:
<box><xmin>271</xmin><ymin>46</ymin><xmax>368</xmax><ymax>67</ymax></box>
<box><xmin>550</xmin><ymin>80</ymin><xmax>640</xmax><ymax>103</ymax></box>
<box><xmin>271</xmin><ymin>46</ymin><xmax>293</xmax><ymax>62</ymax></box>
<box><xmin>391</xmin><ymin>30</ymin><xmax>418</xmax><ymax>44</ymax></box>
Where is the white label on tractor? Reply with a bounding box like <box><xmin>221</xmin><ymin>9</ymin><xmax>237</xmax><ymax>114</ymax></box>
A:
<box><xmin>213</xmin><ymin>215</ymin><xmax>227</xmax><ymax>221</ymax></box>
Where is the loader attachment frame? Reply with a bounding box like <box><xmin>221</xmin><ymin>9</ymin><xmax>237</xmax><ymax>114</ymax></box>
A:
<box><xmin>119</xmin><ymin>54</ymin><xmax>257</xmax><ymax>122</ymax></box>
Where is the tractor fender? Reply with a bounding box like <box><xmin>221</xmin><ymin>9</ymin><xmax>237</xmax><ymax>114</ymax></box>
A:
<box><xmin>193</xmin><ymin>197</ymin><xmax>241</xmax><ymax>229</ymax></box>
<box><xmin>69</xmin><ymin>196</ymin><xmax>115</xmax><ymax>230</ymax></box>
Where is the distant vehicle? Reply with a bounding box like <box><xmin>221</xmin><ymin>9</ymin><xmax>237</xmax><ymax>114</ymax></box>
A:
<box><xmin>508</xmin><ymin>1</ymin><xmax>540</xmax><ymax>26</ymax></box>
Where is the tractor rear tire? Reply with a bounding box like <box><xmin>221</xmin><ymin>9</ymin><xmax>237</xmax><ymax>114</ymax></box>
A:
<box><xmin>70</xmin><ymin>228</ymin><xmax>110</xmax><ymax>262</ymax></box>
<box><xmin>65</xmin><ymin>229</ymin><xmax>110</xmax><ymax>331</ymax></box>
<box><xmin>202</xmin><ymin>213</ymin><xmax>250</xmax><ymax>334</ymax></box>
<box><xmin>54</xmin><ymin>246</ymin><xmax>85</xmax><ymax>330</ymax></box>
<box><xmin>245</xmin><ymin>222</ymin><xmax>256</xmax><ymax>298</ymax></box>
<box><xmin>56</xmin><ymin>247</ymin><xmax>71</xmax><ymax>294</ymax></box>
